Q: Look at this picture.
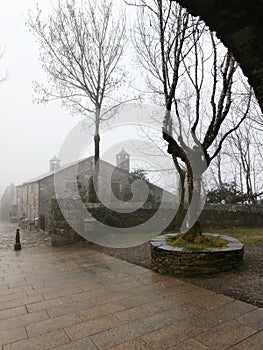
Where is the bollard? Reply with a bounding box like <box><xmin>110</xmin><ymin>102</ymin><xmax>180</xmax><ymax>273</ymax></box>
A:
<box><xmin>14</xmin><ymin>228</ymin><xmax>22</xmax><ymax>251</ymax></box>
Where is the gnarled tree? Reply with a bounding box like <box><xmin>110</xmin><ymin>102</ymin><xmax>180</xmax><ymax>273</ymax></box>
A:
<box><xmin>133</xmin><ymin>0</ymin><xmax>253</xmax><ymax>241</ymax></box>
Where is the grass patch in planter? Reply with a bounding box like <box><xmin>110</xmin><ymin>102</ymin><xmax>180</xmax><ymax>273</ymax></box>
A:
<box><xmin>166</xmin><ymin>234</ymin><xmax>229</xmax><ymax>249</ymax></box>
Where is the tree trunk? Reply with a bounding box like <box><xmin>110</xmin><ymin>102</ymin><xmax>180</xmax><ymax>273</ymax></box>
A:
<box><xmin>183</xmin><ymin>220</ymin><xmax>203</xmax><ymax>242</ymax></box>
<box><xmin>171</xmin><ymin>156</ymin><xmax>186</xmax><ymax>229</ymax></box>
<box><xmin>165</xmin><ymin>136</ymin><xmax>205</xmax><ymax>242</ymax></box>
<box><xmin>92</xmin><ymin>108</ymin><xmax>100</xmax><ymax>203</ymax></box>
<box><xmin>182</xmin><ymin>169</ymin><xmax>204</xmax><ymax>243</ymax></box>
<box><xmin>174</xmin><ymin>167</ymin><xmax>186</xmax><ymax>229</ymax></box>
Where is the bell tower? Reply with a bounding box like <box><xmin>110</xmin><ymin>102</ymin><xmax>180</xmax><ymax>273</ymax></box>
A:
<box><xmin>116</xmin><ymin>148</ymin><xmax>130</xmax><ymax>173</ymax></box>
<box><xmin>49</xmin><ymin>155</ymin><xmax>61</xmax><ymax>172</ymax></box>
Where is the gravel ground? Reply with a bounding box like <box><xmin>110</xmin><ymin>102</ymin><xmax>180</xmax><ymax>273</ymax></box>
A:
<box><xmin>1</xmin><ymin>220</ymin><xmax>262</xmax><ymax>307</ymax></box>
<box><xmin>86</xmin><ymin>240</ymin><xmax>263</xmax><ymax>308</ymax></box>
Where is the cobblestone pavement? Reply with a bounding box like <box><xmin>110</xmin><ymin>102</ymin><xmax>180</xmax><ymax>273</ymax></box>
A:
<box><xmin>85</xmin><ymin>240</ymin><xmax>263</xmax><ymax>308</ymax></box>
<box><xmin>0</xmin><ymin>220</ymin><xmax>51</xmax><ymax>250</ymax></box>
<box><xmin>86</xmin><ymin>237</ymin><xmax>263</xmax><ymax>308</ymax></box>
<box><xmin>0</xmin><ymin>220</ymin><xmax>262</xmax><ymax>349</ymax></box>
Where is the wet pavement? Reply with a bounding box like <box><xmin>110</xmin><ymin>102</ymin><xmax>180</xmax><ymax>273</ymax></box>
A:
<box><xmin>0</xmin><ymin>220</ymin><xmax>51</xmax><ymax>250</ymax></box>
<box><xmin>0</xmin><ymin>220</ymin><xmax>262</xmax><ymax>349</ymax></box>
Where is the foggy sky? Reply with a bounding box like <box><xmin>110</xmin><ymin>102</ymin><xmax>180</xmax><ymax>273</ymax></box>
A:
<box><xmin>0</xmin><ymin>1</ymin><xmax>175</xmax><ymax>199</ymax></box>
<box><xmin>0</xmin><ymin>0</ymin><xmax>136</xmax><ymax>196</ymax></box>
<box><xmin>0</xmin><ymin>1</ymin><xmax>85</xmax><ymax>196</ymax></box>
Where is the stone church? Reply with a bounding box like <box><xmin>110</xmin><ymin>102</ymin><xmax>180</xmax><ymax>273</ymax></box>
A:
<box><xmin>16</xmin><ymin>149</ymin><xmax>164</xmax><ymax>232</ymax></box>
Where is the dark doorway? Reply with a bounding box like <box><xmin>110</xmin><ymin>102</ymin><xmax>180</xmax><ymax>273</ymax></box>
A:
<box><xmin>39</xmin><ymin>215</ymin><xmax>46</xmax><ymax>231</ymax></box>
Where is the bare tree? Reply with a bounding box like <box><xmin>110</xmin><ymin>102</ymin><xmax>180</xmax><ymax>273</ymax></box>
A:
<box><xmin>207</xmin><ymin>96</ymin><xmax>263</xmax><ymax>204</ymax></box>
<box><xmin>28</xmin><ymin>0</ymin><xmax>126</xmax><ymax>190</ymax></box>
<box><xmin>226</xmin><ymin>118</ymin><xmax>263</xmax><ymax>203</ymax></box>
<box><xmin>133</xmin><ymin>0</ymin><xmax>253</xmax><ymax>241</ymax></box>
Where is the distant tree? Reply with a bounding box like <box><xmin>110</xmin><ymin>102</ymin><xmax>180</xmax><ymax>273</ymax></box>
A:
<box><xmin>206</xmin><ymin>183</ymin><xmax>247</xmax><ymax>204</ymax></box>
<box><xmin>28</xmin><ymin>0</ymin><xmax>126</xmax><ymax>191</ymax></box>
<box><xmin>131</xmin><ymin>168</ymin><xmax>149</xmax><ymax>181</ymax></box>
<box><xmin>226</xmin><ymin>119</ymin><xmax>263</xmax><ymax>204</ymax></box>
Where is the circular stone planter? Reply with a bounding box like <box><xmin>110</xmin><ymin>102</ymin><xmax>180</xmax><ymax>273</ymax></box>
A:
<box><xmin>150</xmin><ymin>233</ymin><xmax>244</xmax><ymax>277</ymax></box>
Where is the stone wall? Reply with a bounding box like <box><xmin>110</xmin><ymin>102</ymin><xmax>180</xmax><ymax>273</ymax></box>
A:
<box><xmin>48</xmin><ymin>201</ymin><xmax>263</xmax><ymax>246</ymax></box>
<box><xmin>151</xmin><ymin>234</ymin><xmax>244</xmax><ymax>277</ymax></box>
<box><xmin>87</xmin><ymin>206</ymin><xmax>158</xmax><ymax>228</ymax></box>
<box><xmin>166</xmin><ymin>204</ymin><xmax>263</xmax><ymax>231</ymax></box>
<box><xmin>49</xmin><ymin>199</ymin><xmax>161</xmax><ymax>245</ymax></box>
<box><xmin>48</xmin><ymin>199</ymin><xmax>85</xmax><ymax>246</ymax></box>
<box><xmin>39</xmin><ymin>159</ymin><xmax>94</xmax><ymax>232</ymax></box>
<box><xmin>199</xmin><ymin>204</ymin><xmax>263</xmax><ymax>229</ymax></box>
<box><xmin>86</xmin><ymin>203</ymin><xmax>263</xmax><ymax>231</ymax></box>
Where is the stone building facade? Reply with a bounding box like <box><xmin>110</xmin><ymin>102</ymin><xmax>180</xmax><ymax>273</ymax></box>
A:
<box><xmin>0</xmin><ymin>183</ymin><xmax>17</xmax><ymax>221</ymax></box>
<box><xmin>16</xmin><ymin>150</ymin><xmax>164</xmax><ymax>233</ymax></box>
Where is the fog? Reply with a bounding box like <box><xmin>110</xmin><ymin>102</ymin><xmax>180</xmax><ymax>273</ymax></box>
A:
<box><xmin>0</xmin><ymin>1</ymin><xmax>79</xmax><ymax>195</ymax></box>
<box><xmin>0</xmin><ymin>1</ymin><xmax>176</xmax><ymax>199</ymax></box>
<box><xmin>0</xmin><ymin>0</ymin><xmax>143</xmax><ymax>197</ymax></box>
